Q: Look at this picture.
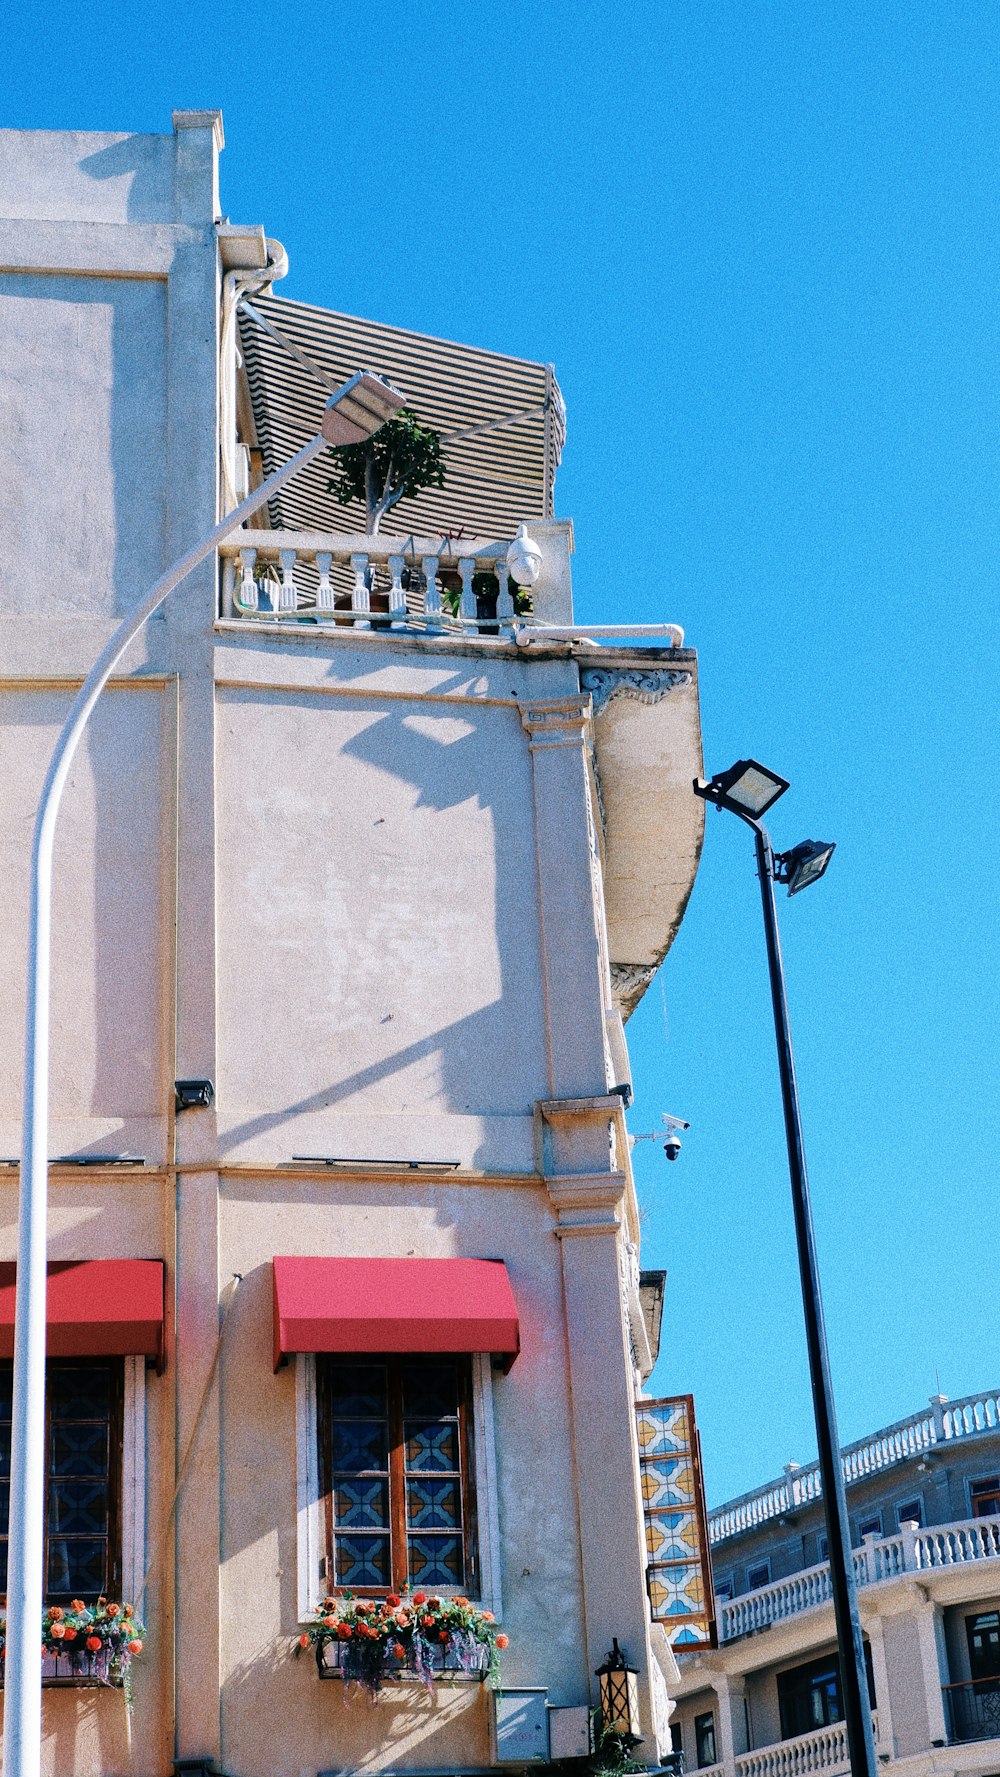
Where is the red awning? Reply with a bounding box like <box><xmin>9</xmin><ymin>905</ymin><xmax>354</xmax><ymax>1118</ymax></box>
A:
<box><xmin>273</xmin><ymin>1256</ymin><xmax>520</xmax><ymax>1373</ymax></box>
<box><xmin>0</xmin><ymin>1260</ymin><xmax>165</xmax><ymax>1370</ymax></box>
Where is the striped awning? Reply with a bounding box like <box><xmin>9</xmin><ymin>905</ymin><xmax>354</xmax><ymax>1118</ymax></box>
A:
<box><xmin>237</xmin><ymin>293</ymin><xmax>565</xmax><ymax>538</ymax></box>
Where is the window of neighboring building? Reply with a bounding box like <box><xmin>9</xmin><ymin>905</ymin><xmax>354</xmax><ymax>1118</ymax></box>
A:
<box><xmin>318</xmin><ymin>1354</ymin><xmax>478</xmax><ymax>1595</ymax></box>
<box><xmin>856</xmin><ymin>1512</ymin><xmax>882</xmax><ymax>1542</ymax></box>
<box><xmin>967</xmin><ymin>1612</ymin><xmax>1000</xmax><ymax>1686</ymax></box>
<box><xmin>895</xmin><ymin>1497</ymin><xmax>923</xmax><ymax>1527</ymax></box>
<box><xmin>670</xmin><ymin>1722</ymin><xmax>683</xmax><ymax>1754</ymax></box>
<box><xmin>0</xmin><ymin>1360</ymin><xmax>124</xmax><ymax>1602</ymax></box>
<box><xmin>777</xmin><ymin>1648</ymin><xmax>875</xmax><ymax>1739</ymax></box>
<box><xmin>694</xmin><ymin>1711</ymin><xmax>716</xmax><ymax>1768</ymax></box>
<box><xmin>970</xmin><ymin>1476</ymin><xmax>1000</xmax><ymax>1519</ymax></box>
<box><xmin>746</xmin><ymin>1559</ymin><xmax>771</xmax><ymax>1591</ymax></box>
<box><xmin>714</xmin><ymin>1574</ymin><xmax>733</xmax><ymax>1600</ymax></box>
<box><xmin>817</xmin><ymin>1534</ymin><xmax>830</xmax><ymax>1562</ymax></box>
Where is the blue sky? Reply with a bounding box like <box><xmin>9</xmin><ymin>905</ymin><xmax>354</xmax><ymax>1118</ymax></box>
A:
<box><xmin>8</xmin><ymin>0</ymin><xmax>999</xmax><ymax>1505</ymax></box>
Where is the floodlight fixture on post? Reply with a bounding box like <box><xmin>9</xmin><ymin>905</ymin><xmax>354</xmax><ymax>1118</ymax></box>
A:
<box><xmin>4</xmin><ymin>368</ymin><xmax>404</xmax><ymax>1777</ymax></box>
<box><xmin>693</xmin><ymin>760</ymin><xmax>875</xmax><ymax>1777</ymax></box>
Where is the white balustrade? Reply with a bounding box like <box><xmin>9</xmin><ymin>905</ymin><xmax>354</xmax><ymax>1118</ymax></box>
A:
<box><xmin>718</xmin><ymin>1517</ymin><xmax>1000</xmax><ymax>1644</ymax></box>
<box><xmin>221</xmin><ymin>531</ymin><xmax>527</xmax><ymax>635</ymax></box>
<box><xmin>734</xmin><ymin>1716</ymin><xmax>877</xmax><ymax>1777</ymax></box>
<box><xmin>710</xmin><ymin>1387</ymin><xmax>1000</xmax><ymax>1545</ymax></box>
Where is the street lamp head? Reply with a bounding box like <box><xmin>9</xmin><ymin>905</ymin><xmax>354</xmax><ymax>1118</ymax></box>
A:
<box><xmin>775</xmin><ymin>838</ymin><xmax>836</xmax><ymax>897</ymax></box>
<box><xmin>321</xmin><ymin>369</ymin><xmax>407</xmax><ymax>447</ymax></box>
<box><xmin>694</xmin><ymin>758</ymin><xmax>790</xmax><ymax>819</ymax></box>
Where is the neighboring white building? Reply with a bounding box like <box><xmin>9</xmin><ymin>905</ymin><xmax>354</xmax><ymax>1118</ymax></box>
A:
<box><xmin>670</xmin><ymin>1389</ymin><xmax>1000</xmax><ymax>1777</ymax></box>
<box><xmin>0</xmin><ymin>116</ymin><xmax>705</xmax><ymax>1776</ymax></box>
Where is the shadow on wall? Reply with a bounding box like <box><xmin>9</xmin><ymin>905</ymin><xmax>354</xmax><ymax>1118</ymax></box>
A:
<box><xmin>79</xmin><ymin>133</ymin><xmax>176</xmax><ymax>223</ymax></box>
<box><xmin>218</xmin><ymin>692</ymin><xmax>552</xmax><ymax>1169</ymax></box>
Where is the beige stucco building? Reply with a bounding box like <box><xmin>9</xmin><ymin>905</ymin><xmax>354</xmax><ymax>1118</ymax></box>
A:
<box><xmin>0</xmin><ymin>115</ymin><xmax>705</xmax><ymax>1776</ymax></box>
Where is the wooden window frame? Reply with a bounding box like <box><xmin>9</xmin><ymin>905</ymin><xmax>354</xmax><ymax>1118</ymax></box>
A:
<box><xmin>1</xmin><ymin>1357</ymin><xmax>124</xmax><ymax>1605</ymax></box>
<box><xmin>317</xmin><ymin>1353</ymin><xmax>479</xmax><ymax>1598</ymax></box>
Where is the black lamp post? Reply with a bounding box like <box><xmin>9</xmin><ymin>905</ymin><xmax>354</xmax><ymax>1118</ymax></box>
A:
<box><xmin>693</xmin><ymin>759</ymin><xmax>876</xmax><ymax>1777</ymax></box>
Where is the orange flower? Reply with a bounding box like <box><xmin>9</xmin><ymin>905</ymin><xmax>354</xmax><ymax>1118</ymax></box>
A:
<box><xmin>337</xmin><ymin>1624</ymin><xmax>352</xmax><ymax>1640</ymax></box>
<box><xmin>392</xmin><ymin>1641</ymin><xmax>405</xmax><ymax>1659</ymax></box>
<box><xmin>70</xmin><ymin>1600</ymin><xmax>85</xmax><ymax>1613</ymax></box>
<box><xmin>106</xmin><ymin>1604</ymin><xmax>120</xmax><ymax>1618</ymax></box>
<box><xmin>323</xmin><ymin>1615</ymin><xmax>337</xmax><ymax>1628</ymax></box>
<box><xmin>123</xmin><ymin>1606</ymin><xmax>133</xmax><ymax>1618</ymax></box>
<box><xmin>421</xmin><ymin>1615</ymin><xmax>434</xmax><ymax>1628</ymax></box>
<box><xmin>481</xmin><ymin>1611</ymin><xmax>495</xmax><ymax>1622</ymax></box>
<box><xmin>85</xmin><ymin>1636</ymin><xmax>102</xmax><ymax>1652</ymax></box>
<box><xmin>49</xmin><ymin>1624</ymin><xmax>66</xmax><ymax>1640</ymax></box>
<box><xmin>62</xmin><ymin>1629</ymin><xmax>77</xmax><ymax>1643</ymax></box>
<box><xmin>298</xmin><ymin>1633</ymin><xmax>311</xmax><ymax>1648</ymax></box>
<box><xmin>412</xmin><ymin>1592</ymin><xmax>427</xmax><ymax>1605</ymax></box>
<box><xmin>127</xmin><ymin>1639</ymin><xmax>143</xmax><ymax>1655</ymax></box>
<box><xmin>454</xmin><ymin>1597</ymin><xmax>470</xmax><ymax>1608</ymax></box>
<box><xmin>48</xmin><ymin>1607</ymin><xmax>63</xmax><ymax>1621</ymax></box>
<box><xmin>495</xmin><ymin>1633</ymin><xmax>509</xmax><ymax>1650</ymax></box>
<box><xmin>386</xmin><ymin>1592</ymin><xmax>401</xmax><ymax>1608</ymax></box>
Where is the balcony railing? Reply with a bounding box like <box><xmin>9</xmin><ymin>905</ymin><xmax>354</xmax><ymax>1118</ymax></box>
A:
<box><xmin>709</xmin><ymin>1387</ymin><xmax>1000</xmax><ymax>1544</ymax></box>
<box><xmin>719</xmin><ymin>1515</ymin><xmax>1000</xmax><ymax>1642</ymax></box>
<box><xmin>220</xmin><ymin>530</ymin><xmax>525</xmax><ymax>634</ymax></box>
<box><xmin>944</xmin><ymin>1678</ymin><xmax>1000</xmax><ymax>1743</ymax></box>
<box><xmin>693</xmin><ymin>1716</ymin><xmax>879</xmax><ymax>1777</ymax></box>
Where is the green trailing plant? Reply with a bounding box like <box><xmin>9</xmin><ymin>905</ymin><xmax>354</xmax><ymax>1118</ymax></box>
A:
<box><xmin>325</xmin><ymin>408</ymin><xmax>446</xmax><ymax>534</ymax></box>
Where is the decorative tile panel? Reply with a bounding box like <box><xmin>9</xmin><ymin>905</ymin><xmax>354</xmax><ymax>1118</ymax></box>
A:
<box><xmin>636</xmin><ymin>1394</ymin><xmax>716</xmax><ymax>1649</ymax></box>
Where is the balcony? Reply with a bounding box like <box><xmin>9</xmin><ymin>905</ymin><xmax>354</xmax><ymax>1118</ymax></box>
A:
<box><xmin>709</xmin><ymin>1387</ymin><xmax>1000</xmax><ymax>1546</ymax></box>
<box><xmin>219</xmin><ymin>528</ymin><xmax>548</xmax><ymax>635</ymax></box>
<box><xmin>719</xmin><ymin>1515</ymin><xmax>1000</xmax><ymax>1642</ymax></box>
<box><xmin>944</xmin><ymin>1678</ymin><xmax>1000</xmax><ymax>1742</ymax></box>
<box><xmin>698</xmin><ymin>1716</ymin><xmax>879</xmax><ymax>1777</ymax></box>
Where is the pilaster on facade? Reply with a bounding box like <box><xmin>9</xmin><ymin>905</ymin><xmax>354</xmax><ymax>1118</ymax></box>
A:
<box><xmin>520</xmin><ymin>697</ymin><xmax>610</xmax><ymax>1104</ymax></box>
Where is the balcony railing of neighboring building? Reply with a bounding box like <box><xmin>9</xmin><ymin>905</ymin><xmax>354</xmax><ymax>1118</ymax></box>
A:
<box><xmin>943</xmin><ymin>1678</ymin><xmax>1000</xmax><ymax>1743</ymax></box>
<box><xmin>689</xmin><ymin>1715</ymin><xmax>879</xmax><ymax>1777</ymax></box>
<box><xmin>717</xmin><ymin>1514</ymin><xmax>1000</xmax><ymax>1642</ymax></box>
<box><xmin>708</xmin><ymin>1387</ymin><xmax>1000</xmax><ymax>1545</ymax></box>
<box><xmin>219</xmin><ymin>531</ymin><xmax>530</xmax><ymax>633</ymax></box>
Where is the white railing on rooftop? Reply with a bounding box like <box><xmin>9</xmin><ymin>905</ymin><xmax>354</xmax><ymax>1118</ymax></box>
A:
<box><xmin>718</xmin><ymin>1515</ymin><xmax>1000</xmax><ymax>1642</ymax></box>
<box><xmin>709</xmin><ymin>1388</ymin><xmax>1000</xmax><ymax>1544</ymax></box>
<box><xmin>220</xmin><ymin>530</ymin><xmax>523</xmax><ymax>634</ymax></box>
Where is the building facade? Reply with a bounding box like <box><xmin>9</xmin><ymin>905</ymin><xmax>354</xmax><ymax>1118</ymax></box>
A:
<box><xmin>670</xmin><ymin>1389</ymin><xmax>1000</xmax><ymax>1777</ymax></box>
<box><xmin>0</xmin><ymin>117</ymin><xmax>704</xmax><ymax>1775</ymax></box>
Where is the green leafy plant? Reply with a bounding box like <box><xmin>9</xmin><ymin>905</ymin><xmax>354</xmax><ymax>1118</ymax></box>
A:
<box><xmin>325</xmin><ymin>408</ymin><xmax>446</xmax><ymax>534</ymax></box>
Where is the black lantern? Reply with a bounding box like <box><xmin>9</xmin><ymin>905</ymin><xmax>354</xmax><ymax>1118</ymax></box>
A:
<box><xmin>596</xmin><ymin>1639</ymin><xmax>641</xmax><ymax>1746</ymax></box>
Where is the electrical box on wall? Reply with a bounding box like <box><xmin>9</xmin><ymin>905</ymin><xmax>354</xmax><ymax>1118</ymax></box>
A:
<box><xmin>547</xmin><ymin>1704</ymin><xmax>591</xmax><ymax>1760</ymax></box>
<box><xmin>493</xmin><ymin>1688</ymin><xmax>549</xmax><ymax>1762</ymax></box>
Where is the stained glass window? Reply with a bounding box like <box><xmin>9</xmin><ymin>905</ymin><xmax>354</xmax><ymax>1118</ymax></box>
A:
<box><xmin>635</xmin><ymin>1394</ymin><xmax>716</xmax><ymax>1650</ymax></box>
<box><xmin>320</xmin><ymin>1355</ymin><xmax>476</xmax><ymax>1596</ymax></box>
<box><xmin>0</xmin><ymin>1359</ymin><xmax>122</xmax><ymax>1602</ymax></box>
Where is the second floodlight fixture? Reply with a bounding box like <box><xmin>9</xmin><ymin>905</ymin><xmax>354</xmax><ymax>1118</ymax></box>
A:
<box><xmin>321</xmin><ymin>370</ymin><xmax>408</xmax><ymax>447</ymax></box>
<box><xmin>775</xmin><ymin>838</ymin><xmax>837</xmax><ymax>897</ymax></box>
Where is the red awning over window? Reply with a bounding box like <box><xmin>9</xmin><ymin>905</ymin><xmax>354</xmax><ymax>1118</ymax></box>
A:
<box><xmin>272</xmin><ymin>1256</ymin><xmax>520</xmax><ymax>1373</ymax></box>
<box><xmin>0</xmin><ymin>1260</ymin><xmax>165</xmax><ymax>1370</ymax></box>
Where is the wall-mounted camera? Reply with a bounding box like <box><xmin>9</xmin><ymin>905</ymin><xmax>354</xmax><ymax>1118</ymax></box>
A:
<box><xmin>662</xmin><ymin>1113</ymin><xmax>690</xmax><ymax>1162</ymax></box>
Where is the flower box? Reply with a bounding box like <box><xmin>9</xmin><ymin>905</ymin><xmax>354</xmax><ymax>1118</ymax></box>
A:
<box><xmin>295</xmin><ymin>1590</ymin><xmax>507</xmax><ymax>1698</ymax></box>
<box><xmin>0</xmin><ymin>1600</ymin><xmax>145</xmax><ymax>1693</ymax></box>
<box><xmin>316</xmin><ymin>1636</ymin><xmax>489</xmax><ymax>1683</ymax></box>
